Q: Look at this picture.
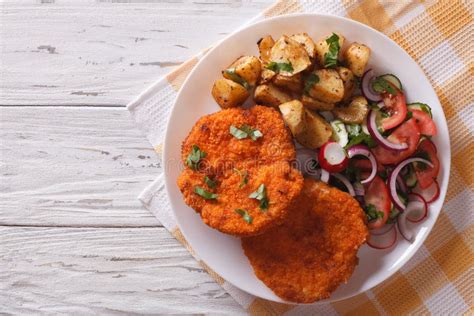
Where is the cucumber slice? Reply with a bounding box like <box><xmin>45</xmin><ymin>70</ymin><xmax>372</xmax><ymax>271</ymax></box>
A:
<box><xmin>407</xmin><ymin>102</ymin><xmax>433</xmax><ymax>118</ymax></box>
<box><xmin>380</xmin><ymin>74</ymin><xmax>402</xmax><ymax>91</ymax></box>
<box><xmin>330</xmin><ymin>120</ymin><xmax>348</xmax><ymax>147</ymax></box>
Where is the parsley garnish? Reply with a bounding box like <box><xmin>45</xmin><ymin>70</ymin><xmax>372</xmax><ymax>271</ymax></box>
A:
<box><xmin>371</xmin><ymin>77</ymin><xmax>397</xmax><ymax>95</ymax></box>
<box><xmin>303</xmin><ymin>73</ymin><xmax>320</xmax><ymax>95</ymax></box>
<box><xmin>186</xmin><ymin>145</ymin><xmax>206</xmax><ymax>170</ymax></box>
<box><xmin>345</xmin><ymin>133</ymin><xmax>376</xmax><ymax>149</ymax></box>
<box><xmin>266</xmin><ymin>61</ymin><xmax>294</xmax><ymax>73</ymax></box>
<box><xmin>364</xmin><ymin>204</ymin><xmax>385</xmax><ymax>222</ymax></box>
<box><xmin>203</xmin><ymin>176</ymin><xmax>217</xmax><ymax>189</ymax></box>
<box><xmin>194</xmin><ymin>186</ymin><xmax>218</xmax><ymax>200</ymax></box>
<box><xmin>405</xmin><ymin>111</ymin><xmax>413</xmax><ymax>121</ymax></box>
<box><xmin>386</xmin><ymin>208</ymin><xmax>400</xmax><ymax>224</ymax></box>
<box><xmin>249</xmin><ymin>184</ymin><xmax>269</xmax><ymax>210</ymax></box>
<box><xmin>229</xmin><ymin>125</ymin><xmax>263</xmax><ymax>141</ymax></box>
<box><xmin>233</xmin><ymin>168</ymin><xmax>248</xmax><ymax>188</ymax></box>
<box><xmin>235</xmin><ymin>209</ymin><xmax>253</xmax><ymax>224</ymax></box>
<box><xmin>223</xmin><ymin>68</ymin><xmax>250</xmax><ymax>90</ymax></box>
<box><xmin>323</xmin><ymin>33</ymin><xmax>340</xmax><ymax>68</ymax></box>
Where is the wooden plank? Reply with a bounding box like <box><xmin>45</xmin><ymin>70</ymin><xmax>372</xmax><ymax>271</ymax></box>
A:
<box><xmin>0</xmin><ymin>106</ymin><xmax>162</xmax><ymax>227</ymax></box>
<box><xmin>0</xmin><ymin>1</ymin><xmax>270</xmax><ymax>106</ymax></box>
<box><xmin>0</xmin><ymin>226</ymin><xmax>245</xmax><ymax>314</ymax></box>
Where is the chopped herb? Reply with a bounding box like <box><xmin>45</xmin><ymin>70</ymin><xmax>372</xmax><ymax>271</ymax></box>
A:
<box><xmin>233</xmin><ymin>168</ymin><xmax>248</xmax><ymax>188</ymax></box>
<box><xmin>266</xmin><ymin>61</ymin><xmax>294</xmax><ymax>73</ymax></box>
<box><xmin>405</xmin><ymin>111</ymin><xmax>413</xmax><ymax>121</ymax></box>
<box><xmin>345</xmin><ymin>132</ymin><xmax>377</xmax><ymax>149</ymax></box>
<box><xmin>223</xmin><ymin>68</ymin><xmax>250</xmax><ymax>90</ymax></box>
<box><xmin>249</xmin><ymin>184</ymin><xmax>269</xmax><ymax>210</ymax></box>
<box><xmin>229</xmin><ymin>125</ymin><xmax>263</xmax><ymax>141</ymax></box>
<box><xmin>371</xmin><ymin>76</ymin><xmax>397</xmax><ymax>95</ymax></box>
<box><xmin>323</xmin><ymin>33</ymin><xmax>340</xmax><ymax>68</ymax></box>
<box><xmin>386</xmin><ymin>208</ymin><xmax>400</xmax><ymax>224</ymax></box>
<box><xmin>346</xmin><ymin>124</ymin><xmax>361</xmax><ymax>138</ymax></box>
<box><xmin>203</xmin><ymin>176</ymin><xmax>217</xmax><ymax>189</ymax></box>
<box><xmin>378</xmin><ymin>170</ymin><xmax>388</xmax><ymax>180</ymax></box>
<box><xmin>364</xmin><ymin>204</ymin><xmax>385</xmax><ymax>222</ymax></box>
<box><xmin>186</xmin><ymin>145</ymin><xmax>207</xmax><ymax>170</ymax></box>
<box><xmin>303</xmin><ymin>73</ymin><xmax>320</xmax><ymax>95</ymax></box>
<box><xmin>235</xmin><ymin>209</ymin><xmax>253</xmax><ymax>224</ymax></box>
<box><xmin>194</xmin><ymin>186</ymin><xmax>218</xmax><ymax>200</ymax></box>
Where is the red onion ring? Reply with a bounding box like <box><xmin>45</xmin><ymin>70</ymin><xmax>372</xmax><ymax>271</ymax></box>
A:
<box><xmin>370</xmin><ymin>223</ymin><xmax>395</xmax><ymax>236</ymax></box>
<box><xmin>406</xmin><ymin>193</ymin><xmax>428</xmax><ymax>223</ymax></box>
<box><xmin>347</xmin><ymin>145</ymin><xmax>378</xmax><ymax>184</ymax></box>
<box><xmin>332</xmin><ymin>173</ymin><xmax>355</xmax><ymax>196</ymax></box>
<box><xmin>367</xmin><ymin>110</ymin><xmax>408</xmax><ymax>151</ymax></box>
<box><xmin>361</xmin><ymin>69</ymin><xmax>383</xmax><ymax>102</ymax></box>
<box><xmin>367</xmin><ymin>224</ymin><xmax>397</xmax><ymax>249</ymax></box>
<box><xmin>389</xmin><ymin>157</ymin><xmax>433</xmax><ymax>211</ymax></box>
<box><xmin>353</xmin><ymin>181</ymin><xmax>365</xmax><ymax>196</ymax></box>
<box><xmin>396</xmin><ymin>175</ymin><xmax>408</xmax><ymax>194</ymax></box>
<box><xmin>412</xmin><ymin>180</ymin><xmax>440</xmax><ymax>203</ymax></box>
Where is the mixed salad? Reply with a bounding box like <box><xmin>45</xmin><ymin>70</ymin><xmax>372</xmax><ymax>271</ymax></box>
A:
<box><xmin>297</xmin><ymin>70</ymin><xmax>440</xmax><ymax>249</ymax></box>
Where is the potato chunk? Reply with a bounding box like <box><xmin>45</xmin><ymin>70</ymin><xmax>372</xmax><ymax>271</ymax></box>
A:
<box><xmin>254</xmin><ymin>84</ymin><xmax>292</xmax><ymax>108</ymax></box>
<box><xmin>333</xmin><ymin>96</ymin><xmax>369</xmax><ymax>124</ymax></box>
<box><xmin>269</xmin><ymin>35</ymin><xmax>311</xmax><ymax>76</ymax></box>
<box><xmin>336</xmin><ymin>67</ymin><xmax>355</xmax><ymax>102</ymax></box>
<box><xmin>273</xmin><ymin>73</ymin><xmax>303</xmax><ymax>93</ymax></box>
<box><xmin>315</xmin><ymin>33</ymin><xmax>345</xmax><ymax>67</ymax></box>
<box><xmin>307</xmin><ymin>69</ymin><xmax>344</xmax><ymax>103</ymax></box>
<box><xmin>295</xmin><ymin>109</ymin><xmax>333</xmax><ymax>149</ymax></box>
<box><xmin>301</xmin><ymin>95</ymin><xmax>334</xmax><ymax>111</ymax></box>
<box><xmin>290</xmin><ymin>33</ymin><xmax>317</xmax><ymax>59</ymax></box>
<box><xmin>211</xmin><ymin>78</ymin><xmax>249</xmax><ymax>109</ymax></box>
<box><xmin>257</xmin><ymin>35</ymin><xmax>275</xmax><ymax>63</ymax></box>
<box><xmin>223</xmin><ymin>56</ymin><xmax>262</xmax><ymax>87</ymax></box>
<box><xmin>279</xmin><ymin>100</ymin><xmax>306</xmax><ymax>136</ymax></box>
<box><xmin>344</xmin><ymin>43</ymin><xmax>371</xmax><ymax>77</ymax></box>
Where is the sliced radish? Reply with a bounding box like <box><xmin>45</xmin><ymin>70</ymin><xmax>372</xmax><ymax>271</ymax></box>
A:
<box><xmin>406</xmin><ymin>193</ymin><xmax>428</xmax><ymax>223</ymax></box>
<box><xmin>370</xmin><ymin>223</ymin><xmax>394</xmax><ymax>236</ymax></box>
<box><xmin>332</xmin><ymin>173</ymin><xmax>355</xmax><ymax>196</ymax></box>
<box><xmin>318</xmin><ymin>141</ymin><xmax>348</xmax><ymax>173</ymax></box>
<box><xmin>347</xmin><ymin>145</ymin><xmax>378</xmax><ymax>184</ymax></box>
<box><xmin>412</xmin><ymin>180</ymin><xmax>440</xmax><ymax>203</ymax></box>
<box><xmin>367</xmin><ymin>224</ymin><xmax>397</xmax><ymax>249</ymax></box>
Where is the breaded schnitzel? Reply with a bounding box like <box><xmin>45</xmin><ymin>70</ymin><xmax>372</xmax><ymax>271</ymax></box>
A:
<box><xmin>242</xmin><ymin>179</ymin><xmax>368</xmax><ymax>303</ymax></box>
<box><xmin>177</xmin><ymin>106</ymin><xmax>303</xmax><ymax>237</ymax></box>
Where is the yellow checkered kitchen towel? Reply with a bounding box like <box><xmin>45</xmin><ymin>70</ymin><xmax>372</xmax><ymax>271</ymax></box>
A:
<box><xmin>127</xmin><ymin>1</ymin><xmax>473</xmax><ymax>314</ymax></box>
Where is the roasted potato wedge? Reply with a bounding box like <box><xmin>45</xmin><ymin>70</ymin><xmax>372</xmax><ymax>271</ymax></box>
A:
<box><xmin>333</xmin><ymin>96</ymin><xmax>369</xmax><ymax>124</ymax></box>
<box><xmin>269</xmin><ymin>35</ymin><xmax>311</xmax><ymax>76</ymax></box>
<box><xmin>290</xmin><ymin>33</ymin><xmax>317</xmax><ymax>59</ymax></box>
<box><xmin>301</xmin><ymin>95</ymin><xmax>335</xmax><ymax>111</ymax></box>
<box><xmin>258</xmin><ymin>35</ymin><xmax>275</xmax><ymax>63</ymax></box>
<box><xmin>259</xmin><ymin>68</ymin><xmax>276</xmax><ymax>84</ymax></box>
<box><xmin>279</xmin><ymin>100</ymin><xmax>306</xmax><ymax>136</ymax></box>
<box><xmin>273</xmin><ymin>73</ymin><xmax>303</xmax><ymax>93</ymax></box>
<box><xmin>212</xmin><ymin>78</ymin><xmax>250</xmax><ymax>109</ymax></box>
<box><xmin>295</xmin><ymin>109</ymin><xmax>333</xmax><ymax>149</ymax></box>
<box><xmin>336</xmin><ymin>67</ymin><xmax>355</xmax><ymax>102</ymax></box>
<box><xmin>307</xmin><ymin>69</ymin><xmax>344</xmax><ymax>103</ymax></box>
<box><xmin>344</xmin><ymin>43</ymin><xmax>371</xmax><ymax>77</ymax></box>
<box><xmin>315</xmin><ymin>33</ymin><xmax>345</xmax><ymax>67</ymax></box>
<box><xmin>254</xmin><ymin>84</ymin><xmax>292</xmax><ymax>108</ymax></box>
<box><xmin>223</xmin><ymin>56</ymin><xmax>262</xmax><ymax>87</ymax></box>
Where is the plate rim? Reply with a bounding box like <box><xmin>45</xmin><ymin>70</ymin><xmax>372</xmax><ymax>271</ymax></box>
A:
<box><xmin>163</xmin><ymin>12</ymin><xmax>451</xmax><ymax>304</ymax></box>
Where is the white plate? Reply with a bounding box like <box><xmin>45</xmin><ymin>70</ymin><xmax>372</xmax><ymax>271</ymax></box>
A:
<box><xmin>163</xmin><ymin>14</ymin><xmax>450</xmax><ymax>304</ymax></box>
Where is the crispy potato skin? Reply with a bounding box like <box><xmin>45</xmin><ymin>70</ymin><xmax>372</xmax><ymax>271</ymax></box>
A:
<box><xmin>301</xmin><ymin>94</ymin><xmax>335</xmax><ymax>111</ymax></box>
<box><xmin>308</xmin><ymin>69</ymin><xmax>344</xmax><ymax>103</ymax></box>
<box><xmin>242</xmin><ymin>179</ymin><xmax>368</xmax><ymax>303</ymax></box>
<box><xmin>336</xmin><ymin>66</ymin><xmax>356</xmax><ymax>102</ymax></box>
<box><xmin>344</xmin><ymin>43</ymin><xmax>371</xmax><ymax>77</ymax></box>
<box><xmin>212</xmin><ymin>78</ymin><xmax>249</xmax><ymax>109</ymax></box>
<box><xmin>279</xmin><ymin>100</ymin><xmax>306</xmax><ymax>136</ymax></box>
<box><xmin>333</xmin><ymin>95</ymin><xmax>369</xmax><ymax>124</ymax></box>
<box><xmin>270</xmin><ymin>35</ymin><xmax>311</xmax><ymax>76</ymax></box>
<box><xmin>290</xmin><ymin>33</ymin><xmax>317</xmax><ymax>59</ymax></box>
<box><xmin>272</xmin><ymin>73</ymin><xmax>303</xmax><ymax>93</ymax></box>
<box><xmin>178</xmin><ymin>106</ymin><xmax>303</xmax><ymax>237</ymax></box>
<box><xmin>254</xmin><ymin>84</ymin><xmax>292</xmax><ymax>108</ymax></box>
<box><xmin>258</xmin><ymin>35</ymin><xmax>275</xmax><ymax>63</ymax></box>
<box><xmin>315</xmin><ymin>33</ymin><xmax>345</xmax><ymax>67</ymax></box>
<box><xmin>224</xmin><ymin>56</ymin><xmax>262</xmax><ymax>87</ymax></box>
<box><xmin>295</xmin><ymin>109</ymin><xmax>333</xmax><ymax>149</ymax></box>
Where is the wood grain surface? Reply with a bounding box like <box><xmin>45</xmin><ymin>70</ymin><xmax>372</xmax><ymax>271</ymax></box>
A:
<box><xmin>1</xmin><ymin>0</ymin><xmax>272</xmax><ymax>314</ymax></box>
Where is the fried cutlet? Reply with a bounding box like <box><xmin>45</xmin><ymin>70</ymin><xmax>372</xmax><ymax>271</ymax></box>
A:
<box><xmin>177</xmin><ymin>106</ymin><xmax>304</xmax><ymax>237</ymax></box>
<box><xmin>242</xmin><ymin>179</ymin><xmax>369</xmax><ymax>303</ymax></box>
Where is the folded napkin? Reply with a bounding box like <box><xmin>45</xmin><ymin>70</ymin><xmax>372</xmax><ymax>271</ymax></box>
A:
<box><xmin>128</xmin><ymin>1</ymin><xmax>473</xmax><ymax>314</ymax></box>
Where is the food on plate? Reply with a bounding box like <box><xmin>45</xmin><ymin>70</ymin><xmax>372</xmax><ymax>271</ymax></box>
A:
<box><xmin>278</xmin><ymin>100</ymin><xmax>305</xmax><ymax>136</ymax></box>
<box><xmin>336</xmin><ymin>66</ymin><xmax>356</xmax><ymax>102</ymax></box>
<box><xmin>307</xmin><ymin>69</ymin><xmax>344</xmax><ymax>103</ymax></box>
<box><xmin>177</xmin><ymin>106</ymin><xmax>303</xmax><ymax>236</ymax></box>
<box><xmin>242</xmin><ymin>179</ymin><xmax>368</xmax><ymax>303</ymax></box>
<box><xmin>223</xmin><ymin>56</ymin><xmax>262</xmax><ymax>87</ymax></box>
<box><xmin>333</xmin><ymin>95</ymin><xmax>369</xmax><ymax>124</ymax></box>
<box><xmin>294</xmin><ymin>109</ymin><xmax>333</xmax><ymax>149</ymax></box>
<box><xmin>344</xmin><ymin>43</ymin><xmax>371</xmax><ymax>77</ymax></box>
<box><xmin>314</xmin><ymin>33</ymin><xmax>345</xmax><ymax>68</ymax></box>
<box><xmin>211</xmin><ymin>78</ymin><xmax>250</xmax><ymax>109</ymax></box>
<box><xmin>269</xmin><ymin>35</ymin><xmax>312</xmax><ymax>76</ymax></box>
<box><xmin>289</xmin><ymin>32</ymin><xmax>317</xmax><ymax>59</ymax></box>
<box><xmin>273</xmin><ymin>73</ymin><xmax>303</xmax><ymax>93</ymax></box>
<box><xmin>254</xmin><ymin>84</ymin><xmax>292</xmax><ymax>107</ymax></box>
<box><xmin>300</xmin><ymin>94</ymin><xmax>335</xmax><ymax>111</ymax></box>
<box><xmin>257</xmin><ymin>35</ymin><xmax>275</xmax><ymax>63</ymax></box>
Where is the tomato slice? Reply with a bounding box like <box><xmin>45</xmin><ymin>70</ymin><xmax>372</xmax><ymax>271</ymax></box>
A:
<box><xmin>380</xmin><ymin>89</ymin><xmax>407</xmax><ymax>130</ymax></box>
<box><xmin>351</xmin><ymin>158</ymin><xmax>384</xmax><ymax>172</ymax></box>
<box><xmin>415</xmin><ymin>139</ymin><xmax>440</xmax><ymax>189</ymax></box>
<box><xmin>365</xmin><ymin>176</ymin><xmax>391</xmax><ymax>229</ymax></box>
<box><xmin>411</xmin><ymin>109</ymin><xmax>437</xmax><ymax>136</ymax></box>
<box><xmin>373</xmin><ymin>119</ymin><xmax>421</xmax><ymax>165</ymax></box>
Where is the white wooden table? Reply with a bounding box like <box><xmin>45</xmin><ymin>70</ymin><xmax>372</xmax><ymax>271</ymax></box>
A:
<box><xmin>0</xmin><ymin>1</ymin><xmax>271</xmax><ymax>313</ymax></box>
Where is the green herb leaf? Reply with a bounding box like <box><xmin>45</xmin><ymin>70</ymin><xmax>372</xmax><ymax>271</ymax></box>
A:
<box><xmin>386</xmin><ymin>208</ymin><xmax>400</xmax><ymax>224</ymax></box>
<box><xmin>223</xmin><ymin>68</ymin><xmax>250</xmax><ymax>90</ymax></box>
<box><xmin>266</xmin><ymin>61</ymin><xmax>294</xmax><ymax>73</ymax></box>
<box><xmin>194</xmin><ymin>186</ymin><xmax>218</xmax><ymax>200</ymax></box>
<box><xmin>405</xmin><ymin>111</ymin><xmax>413</xmax><ymax>121</ymax></box>
<box><xmin>249</xmin><ymin>184</ymin><xmax>269</xmax><ymax>210</ymax></box>
<box><xmin>229</xmin><ymin>125</ymin><xmax>263</xmax><ymax>141</ymax></box>
<box><xmin>303</xmin><ymin>73</ymin><xmax>320</xmax><ymax>95</ymax></box>
<box><xmin>364</xmin><ymin>204</ymin><xmax>385</xmax><ymax>222</ymax></box>
<box><xmin>345</xmin><ymin>132</ymin><xmax>376</xmax><ymax>149</ymax></box>
<box><xmin>203</xmin><ymin>176</ymin><xmax>217</xmax><ymax>189</ymax></box>
<box><xmin>233</xmin><ymin>168</ymin><xmax>248</xmax><ymax>188</ymax></box>
<box><xmin>371</xmin><ymin>77</ymin><xmax>397</xmax><ymax>95</ymax></box>
<box><xmin>235</xmin><ymin>209</ymin><xmax>253</xmax><ymax>224</ymax></box>
<box><xmin>186</xmin><ymin>145</ymin><xmax>207</xmax><ymax>170</ymax></box>
<box><xmin>323</xmin><ymin>33</ymin><xmax>340</xmax><ymax>68</ymax></box>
